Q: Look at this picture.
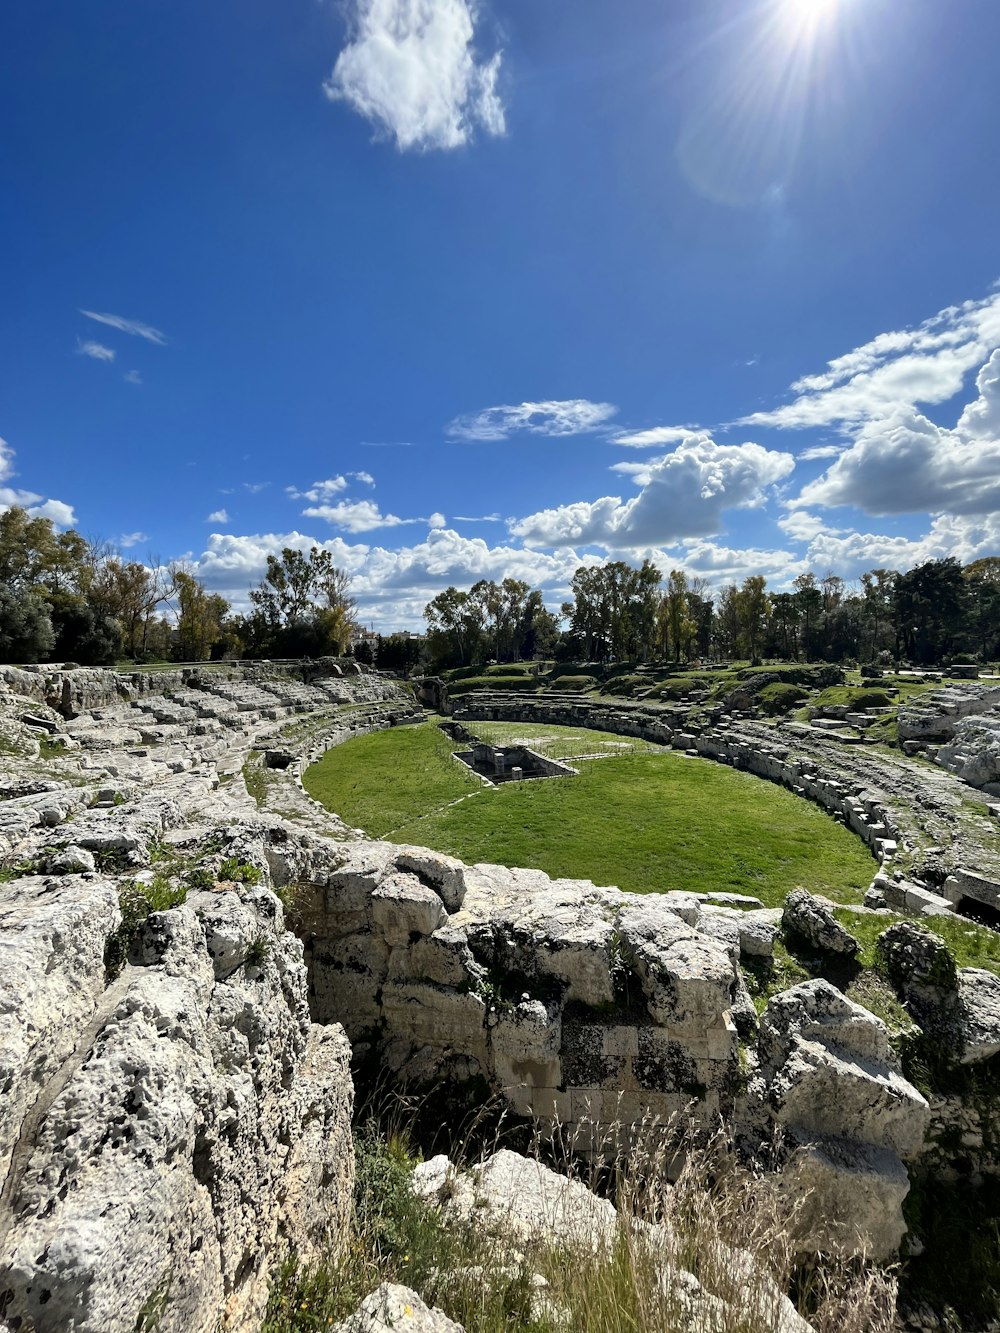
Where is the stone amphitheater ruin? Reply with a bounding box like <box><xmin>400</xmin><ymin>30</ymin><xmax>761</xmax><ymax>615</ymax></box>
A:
<box><xmin>2</xmin><ymin>658</ymin><xmax>1000</xmax><ymax>1331</ymax></box>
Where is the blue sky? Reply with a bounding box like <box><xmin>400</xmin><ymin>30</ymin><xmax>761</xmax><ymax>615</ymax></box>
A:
<box><xmin>2</xmin><ymin>0</ymin><xmax>999</xmax><ymax>630</ymax></box>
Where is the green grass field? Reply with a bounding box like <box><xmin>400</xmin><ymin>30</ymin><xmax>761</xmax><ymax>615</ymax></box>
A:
<box><xmin>304</xmin><ymin>721</ymin><xmax>875</xmax><ymax>905</ymax></box>
<box><xmin>303</xmin><ymin>721</ymin><xmax>484</xmax><ymax>837</ymax></box>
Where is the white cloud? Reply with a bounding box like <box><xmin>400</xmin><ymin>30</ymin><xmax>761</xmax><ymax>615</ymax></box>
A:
<box><xmin>351</xmin><ymin>470</ymin><xmax>376</xmax><ymax>486</ymax></box>
<box><xmin>453</xmin><ymin>512</ymin><xmax>501</xmax><ymax>522</ymax></box>
<box><xmin>303</xmin><ymin>499</ymin><xmax>416</xmax><ymax>532</ymax></box>
<box><xmin>0</xmin><ymin>485</ymin><xmax>41</xmax><ymax>508</ymax></box>
<box><xmin>243</xmin><ymin>481</ymin><xmax>269</xmax><ymax>494</ymax></box>
<box><xmin>511</xmin><ymin>435</ymin><xmax>795</xmax><ymax>550</ymax></box>
<box><xmin>124</xmin><ymin>369</ymin><xmax>142</xmax><ymax>385</ymax></box>
<box><xmin>428</xmin><ymin>511</ymin><xmax>446</xmax><ymax>529</ymax></box>
<box><xmin>187</xmin><ymin>527</ymin><xmax>584</xmax><ymax>629</ymax></box>
<box><xmin>324</xmin><ymin>0</ymin><xmax>505</xmax><ymax>152</ymax></box>
<box><xmin>207</xmin><ymin>509</ymin><xmax>230</xmax><ymax>524</ymax></box>
<box><xmin>0</xmin><ymin>438</ymin><xmax>14</xmax><ymax>482</ymax></box>
<box><xmin>76</xmin><ymin>339</ymin><xmax>116</xmax><ymax>362</ymax></box>
<box><xmin>797</xmin><ymin>513</ymin><xmax>1000</xmax><ymax>580</ymax></box>
<box><xmin>79</xmin><ymin>309</ymin><xmax>168</xmax><ymax>345</ymax></box>
<box><xmin>286</xmin><ymin>476</ymin><xmax>348</xmax><ymax>501</ymax></box>
<box><xmin>798</xmin><ymin>444</ymin><xmax>843</xmax><ymax>461</ymax></box>
<box><xmin>796</xmin><ymin>349</ymin><xmax>1000</xmax><ymax>517</ymax></box>
<box><xmin>0</xmin><ymin>438</ymin><xmax>76</xmax><ymax>527</ymax></box>
<box><xmin>676</xmin><ymin>540</ymin><xmax>806</xmax><ymax>587</ymax></box>
<box><xmin>25</xmin><ymin>499</ymin><xmax>76</xmax><ymax>527</ymax></box>
<box><xmin>119</xmin><ymin>531</ymin><xmax>148</xmax><ymax>549</ymax></box>
<box><xmin>449</xmin><ymin>399</ymin><xmax>618</xmax><ymax>441</ymax></box>
<box><xmin>612</xmin><ymin>426</ymin><xmax>698</xmax><ymax>449</ymax></box>
<box><xmin>958</xmin><ymin>346</ymin><xmax>1000</xmax><ymax>439</ymax></box>
<box><xmin>742</xmin><ymin>289</ymin><xmax>1000</xmax><ymax>430</ymax></box>
<box><xmin>777</xmin><ymin>509</ymin><xmax>827</xmax><ymax>542</ymax></box>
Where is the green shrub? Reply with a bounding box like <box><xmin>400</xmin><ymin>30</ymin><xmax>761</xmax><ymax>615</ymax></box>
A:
<box><xmin>186</xmin><ymin>867</ymin><xmax>216</xmax><ymax>891</ymax></box>
<box><xmin>851</xmin><ymin>689</ymin><xmax>892</xmax><ymax>711</ymax></box>
<box><xmin>598</xmin><ymin>674</ymin><xmax>648</xmax><ymax>698</ymax></box>
<box><xmin>218</xmin><ymin>857</ymin><xmax>262</xmax><ymax>885</ymax></box>
<box><xmin>647</xmin><ymin>676</ymin><xmax>712</xmax><ymax>701</ymax></box>
<box><xmin>245</xmin><ymin>932</ymin><xmax>272</xmax><ymax>969</ymax></box>
<box><xmin>104</xmin><ymin>877</ymin><xmax>188</xmax><ymax>978</ymax></box>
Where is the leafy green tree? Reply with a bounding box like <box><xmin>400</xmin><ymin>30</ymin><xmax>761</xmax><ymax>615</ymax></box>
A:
<box><xmin>247</xmin><ymin>547</ymin><xmax>356</xmax><ymax>657</ymax></box>
<box><xmin>893</xmin><ymin>558</ymin><xmax>968</xmax><ymax>664</ymax></box>
<box><xmin>424</xmin><ymin>586</ymin><xmax>485</xmax><ymax>667</ymax></box>
<box><xmin>734</xmin><ymin>575</ymin><xmax>770</xmax><ymax>665</ymax></box>
<box><xmin>0</xmin><ymin>586</ymin><xmax>55</xmax><ymax>662</ymax></box>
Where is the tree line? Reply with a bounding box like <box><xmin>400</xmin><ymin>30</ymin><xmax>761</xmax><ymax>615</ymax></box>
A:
<box><xmin>425</xmin><ymin>557</ymin><xmax>1000</xmax><ymax>670</ymax></box>
<box><xmin>0</xmin><ymin>507</ymin><xmax>357</xmax><ymax>666</ymax></box>
<box><xmin>2</xmin><ymin>502</ymin><xmax>997</xmax><ymax>670</ymax></box>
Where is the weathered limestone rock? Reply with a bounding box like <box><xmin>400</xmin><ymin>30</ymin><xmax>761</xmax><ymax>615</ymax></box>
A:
<box><xmin>42</xmin><ymin>842</ymin><xmax>97</xmax><ymax>875</ymax></box>
<box><xmin>414</xmin><ymin>1149</ymin><xmax>617</xmax><ymax>1252</ymax></box>
<box><xmin>394</xmin><ymin>846</ymin><xmax>468</xmax><ymax>912</ymax></box>
<box><xmin>413</xmin><ymin>1150</ymin><xmax>814</xmax><ymax>1333</ymax></box>
<box><xmin>876</xmin><ymin>921</ymin><xmax>957</xmax><ymax>991</ymax></box>
<box><xmin>372</xmin><ymin>873</ymin><xmax>447</xmax><ymax>945</ymax></box>
<box><xmin>956</xmin><ymin>968</ymin><xmax>1000</xmax><ymax>1063</ymax></box>
<box><xmin>617</xmin><ymin>899</ymin><xmax>736</xmax><ymax>1025</ymax></box>
<box><xmin>335</xmin><ymin>1283</ymin><xmax>465</xmax><ymax>1333</ymax></box>
<box><xmin>0</xmin><ymin>874</ymin><xmax>121</xmax><ymax>1187</ymax></box>
<box><xmin>782</xmin><ymin>1138</ymin><xmax>912</xmax><ymax>1260</ymax></box>
<box><xmin>782</xmin><ymin>889</ymin><xmax>859</xmax><ymax>955</ymax></box>
<box><xmin>304</xmin><ymin>849</ymin><xmax>740</xmax><ymax>1149</ymax></box>
<box><xmin>0</xmin><ymin>892</ymin><xmax>354</xmax><ymax>1333</ymax></box>
<box><xmin>755</xmin><ymin>980</ymin><xmax>929</xmax><ymax>1257</ymax></box>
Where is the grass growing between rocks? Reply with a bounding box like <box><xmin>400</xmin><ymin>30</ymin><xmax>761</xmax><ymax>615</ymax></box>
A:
<box><xmin>263</xmin><ymin>1116</ymin><xmax>897</xmax><ymax>1333</ymax></box>
<box><xmin>834</xmin><ymin>907</ymin><xmax>1000</xmax><ymax>976</ymax></box>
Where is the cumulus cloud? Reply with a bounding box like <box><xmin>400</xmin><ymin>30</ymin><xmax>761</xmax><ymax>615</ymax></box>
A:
<box><xmin>742</xmin><ymin>288</ymin><xmax>1000</xmax><ymax>430</ymax></box>
<box><xmin>76</xmin><ymin>339</ymin><xmax>116</xmax><ymax>362</ymax></box>
<box><xmin>286</xmin><ymin>476</ymin><xmax>348</xmax><ymax>502</ymax></box>
<box><xmin>207</xmin><ymin>509</ymin><xmax>230</xmax><ymax>524</ymax></box>
<box><xmin>119</xmin><ymin>531</ymin><xmax>148</xmax><ymax>549</ymax></box>
<box><xmin>449</xmin><ymin>399</ymin><xmax>618</xmax><ymax>441</ymax></box>
<box><xmin>79</xmin><ymin>309</ymin><xmax>168</xmax><ymax>345</ymax></box>
<box><xmin>0</xmin><ymin>437</ymin><xmax>76</xmax><ymax>527</ymax></box>
<box><xmin>676</xmin><ymin>539</ymin><xmax>806</xmax><ymax>587</ymax></box>
<box><xmin>187</xmin><ymin>526</ymin><xmax>584</xmax><ymax>628</ymax></box>
<box><xmin>510</xmin><ymin>435</ymin><xmax>795</xmax><ymax>550</ymax></box>
<box><xmin>352</xmin><ymin>470</ymin><xmax>376</xmax><ymax>486</ymax></box>
<box><xmin>795</xmin><ymin>513</ymin><xmax>1000</xmax><ymax>580</ymax></box>
<box><xmin>795</xmin><ymin>349</ymin><xmax>1000</xmax><ymax>517</ymax></box>
<box><xmin>798</xmin><ymin>444</ymin><xmax>843</xmax><ymax>461</ymax></box>
<box><xmin>612</xmin><ymin>426</ymin><xmax>698</xmax><ymax>449</ymax></box>
<box><xmin>302</xmin><ymin>499</ymin><xmax>419</xmax><ymax>532</ymax></box>
<box><xmin>324</xmin><ymin>0</ymin><xmax>505</xmax><ymax>152</ymax></box>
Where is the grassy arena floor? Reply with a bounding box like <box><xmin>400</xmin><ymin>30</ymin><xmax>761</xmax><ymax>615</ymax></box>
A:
<box><xmin>303</xmin><ymin>721</ymin><xmax>875</xmax><ymax>906</ymax></box>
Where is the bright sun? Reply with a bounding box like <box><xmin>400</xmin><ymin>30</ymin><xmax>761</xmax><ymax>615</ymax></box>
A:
<box><xmin>780</xmin><ymin>0</ymin><xmax>840</xmax><ymax>39</ymax></box>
